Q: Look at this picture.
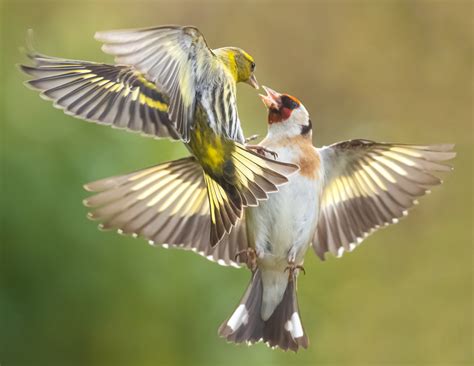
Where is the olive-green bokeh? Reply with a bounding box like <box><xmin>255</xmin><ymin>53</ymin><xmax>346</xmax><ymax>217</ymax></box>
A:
<box><xmin>1</xmin><ymin>1</ymin><xmax>472</xmax><ymax>365</ymax></box>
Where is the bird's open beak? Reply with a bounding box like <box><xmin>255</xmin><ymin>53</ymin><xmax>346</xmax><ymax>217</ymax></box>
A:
<box><xmin>246</xmin><ymin>74</ymin><xmax>259</xmax><ymax>89</ymax></box>
<box><xmin>259</xmin><ymin>85</ymin><xmax>282</xmax><ymax>109</ymax></box>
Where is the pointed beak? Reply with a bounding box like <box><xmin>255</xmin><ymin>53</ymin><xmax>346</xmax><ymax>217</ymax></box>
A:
<box><xmin>259</xmin><ymin>85</ymin><xmax>282</xmax><ymax>109</ymax></box>
<box><xmin>246</xmin><ymin>74</ymin><xmax>259</xmax><ymax>89</ymax></box>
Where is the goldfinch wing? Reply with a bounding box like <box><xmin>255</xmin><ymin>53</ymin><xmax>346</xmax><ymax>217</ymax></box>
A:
<box><xmin>21</xmin><ymin>50</ymin><xmax>178</xmax><ymax>139</ymax></box>
<box><xmin>84</xmin><ymin>157</ymin><xmax>248</xmax><ymax>267</ymax></box>
<box><xmin>313</xmin><ymin>140</ymin><xmax>455</xmax><ymax>260</ymax></box>
<box><xmin>95</xmin><ymin>25</ymin><xmax>216</xmax><ymax>141</ymax></box>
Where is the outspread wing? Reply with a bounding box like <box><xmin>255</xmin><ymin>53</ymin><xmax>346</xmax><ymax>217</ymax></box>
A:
<box><xmin>84</xmin><ymin>157</ymin><xmax>248</xmax><ymax>267</ymax></box>
<box><xmin>313</xmin><ymin>140</ymin><xmax>455</xmax><ymax>260</ymax></box>
<box><xmin>95</xmin><ymin>25</ymin><xmax>217</xmax><ymax>141</ymax></box>
<box><xmin>21</xmin><ymin>51</ymin><xmax>178</xmax><ymax>139</ymax></box>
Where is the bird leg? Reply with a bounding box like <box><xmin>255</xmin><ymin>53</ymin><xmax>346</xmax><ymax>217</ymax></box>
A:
<box><xmin>246</xmin><ymin>145</ymin><xmax>278</xmax><ymax>159</ymax></box>
<box><xmin>235</xmin><ymin>247</ymin><xmax>258</xmax><ymax>271</ymax></box>
<box><xmin>244</xmin><ymin>134</ymin><xmax>259</xmax><ymax>143</ymax></box>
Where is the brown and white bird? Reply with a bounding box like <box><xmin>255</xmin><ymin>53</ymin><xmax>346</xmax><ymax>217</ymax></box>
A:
<box><xmin>218</xmin><ymin>86</ymin><xmax>455</xmax><ymax>351</ymax></box>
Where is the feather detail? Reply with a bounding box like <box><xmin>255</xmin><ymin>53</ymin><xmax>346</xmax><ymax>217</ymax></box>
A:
<box><xmin>20</xmin><ymin>49</ymin><xmax>178</xmax><ymax>139</ymax></box>
<box><xmin>83</xmin><ymin>157</ymin><xmax>248</xmax><ymax>267</ymax></box>
<box><xmin>314</xmin><ymin>141</ymin><xmax>456</xmax><ymax>259</ymax></box>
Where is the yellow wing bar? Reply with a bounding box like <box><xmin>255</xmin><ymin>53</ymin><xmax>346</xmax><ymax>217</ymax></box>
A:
<box><xmin>21</xmin><ymin>51</ymin><xmax>179</xmax><ymax>140</ymax></box>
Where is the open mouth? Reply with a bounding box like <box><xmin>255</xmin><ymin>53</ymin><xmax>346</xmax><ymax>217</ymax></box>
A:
<box><xmin>259</xmin><ymin>86</ymin><xmax>282</xmax><ymax>110</ymax></box>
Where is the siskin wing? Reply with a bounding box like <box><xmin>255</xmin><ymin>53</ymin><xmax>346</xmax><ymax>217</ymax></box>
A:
<box><xmin>21</xmin><ymin>49</ymin><xmax>178</xmax><ymax>139</ymax></box>
<box><xmin>95</xmin><ymin>25</ymin><xmax>221</xmax><ymax>141</ymax></box>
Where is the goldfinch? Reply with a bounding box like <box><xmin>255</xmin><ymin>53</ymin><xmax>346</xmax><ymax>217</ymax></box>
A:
<box><xmin>218</xmin><ymin>86</ymin><xmax>455</xmax><ymax>351</ymax></box>
<box><xmin>20</xmin><ymin>27</ymin><xmax>298</xmax><ymax>249</ymax></box>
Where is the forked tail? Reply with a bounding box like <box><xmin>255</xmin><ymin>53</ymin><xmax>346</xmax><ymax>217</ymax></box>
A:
<box><xmin>218</xmin><ymin>269</ymin><xmax>309</xmax><ymax>352</ymax></box>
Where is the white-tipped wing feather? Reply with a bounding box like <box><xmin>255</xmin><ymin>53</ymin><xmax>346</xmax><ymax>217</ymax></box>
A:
<box><xmin>84</xmin><ymin>157</ymin><xmax>248</xmax><ymax>267</ymax></box>
<box><xmin>21</xmin><ymin>51</ymin><xmax>178</xmax><ymax>139</ymax></box>
<box><xmin>313</xmin><ymin>140</ymin><xmax>455</xmax><ymax>259</ymax></box>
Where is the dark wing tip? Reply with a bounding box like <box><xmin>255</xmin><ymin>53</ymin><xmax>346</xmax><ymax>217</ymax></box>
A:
<box><xmin>18</xmin><ymin>64</ymin><xmax>40</xmax><ymax>81</ymax></box>
<box><xmin>217</xmin><ymin>324</ymin><xmax>234</xmax><ymax>338</ymax></box>
<box><xmin>17</xmin><ymin>63</ymin><xmax>32</xmax><ymax>75</ymax></box>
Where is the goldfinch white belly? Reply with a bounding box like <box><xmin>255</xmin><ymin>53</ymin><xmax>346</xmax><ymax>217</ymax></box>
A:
<box><xmin>247</xmin><ymin>147</ymin><xmax>320</xmax><ymax>269</ymax></box>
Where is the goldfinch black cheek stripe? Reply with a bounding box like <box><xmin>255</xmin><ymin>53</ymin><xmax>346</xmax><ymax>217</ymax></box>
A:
<box><xmin>301</xmin><ymin>119</ymin><xmax>312</xmax><ymax>135</ymax></box>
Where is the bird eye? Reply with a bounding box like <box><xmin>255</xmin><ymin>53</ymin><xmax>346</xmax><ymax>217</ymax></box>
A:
<box><xmin>250</xmin><ymin>62</ymin><xmax>256</xmax><ymax>72</ymax></box>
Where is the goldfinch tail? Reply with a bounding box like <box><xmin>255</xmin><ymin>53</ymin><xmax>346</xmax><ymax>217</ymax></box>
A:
<box><xmin>218</xmin><ymin>269</ymin><xmax>309</xmax><ymax>352</ymax></box>
<box><xmin>205</xmin><ymin>143</ymin><xmax>298</xmax><ymax>244</ymax></box>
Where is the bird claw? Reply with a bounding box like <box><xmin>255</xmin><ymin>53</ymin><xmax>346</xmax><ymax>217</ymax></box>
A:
<box><xmin>246</xmin><ymin>145</ymin><xmax>278</xmax><ymax>160</ymax></box>
<box><xmin>235</xmin><ymin>248</ymin><xmax>258</xmax><ymax>271</ymax></box>
<box><xmin>284</xmin><ymin>263</ymin><xmax>306</xmax><ymax>278</ymax></box>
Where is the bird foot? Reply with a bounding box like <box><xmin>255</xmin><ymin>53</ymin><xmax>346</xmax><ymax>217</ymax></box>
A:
<box><xmin>284</xmin><ymin>262</ymin><xmax>306</xmax><ymax>279</ymax></box>
<box><xmin>235</xmin><ymin>248</ymin><xmax>258</xmax><ymax>271</ymax></box>
<box><xmin>246</xmin><ymin>145</ymin><xmax>278</xmax><ymax>159</ymax></box>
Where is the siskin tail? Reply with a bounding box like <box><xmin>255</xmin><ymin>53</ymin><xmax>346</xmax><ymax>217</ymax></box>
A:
<box><xmin>218</xmin><ymin>269</ymin><xmax>309</xmax><ymax>352</ymax></box>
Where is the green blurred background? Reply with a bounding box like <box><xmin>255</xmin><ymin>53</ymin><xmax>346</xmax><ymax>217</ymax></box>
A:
<box><xmin>1</xmin><ymin>1</ymin><xmax>472</xmax><ymax>365</ymax></box>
